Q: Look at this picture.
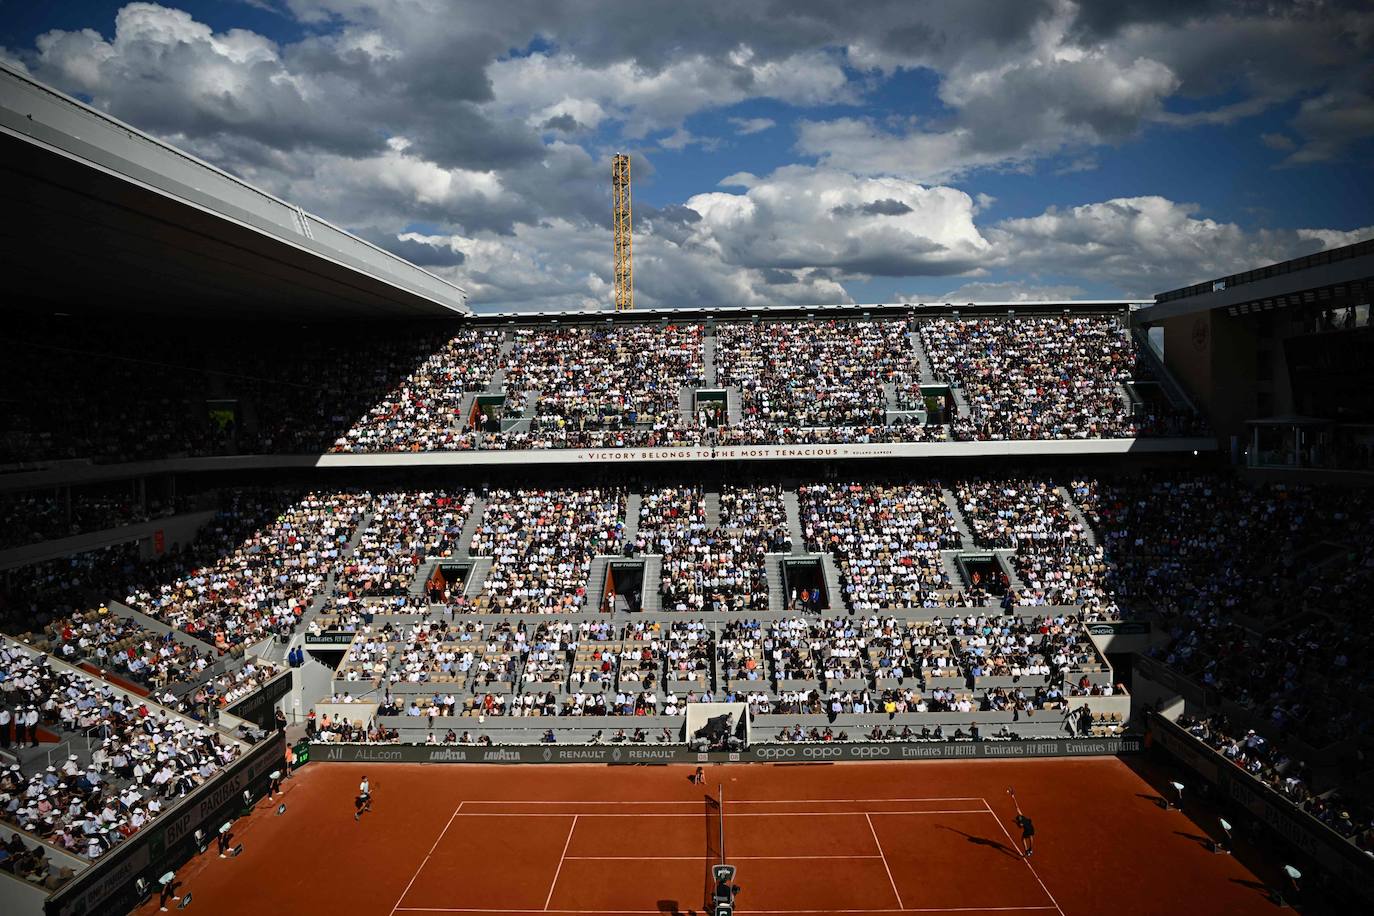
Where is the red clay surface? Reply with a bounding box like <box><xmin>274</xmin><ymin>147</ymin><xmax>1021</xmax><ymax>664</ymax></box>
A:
<box><xmin>133</xmin><ymin>756</ymin><xmax>1285</xmax><ymax>916</ymax></box>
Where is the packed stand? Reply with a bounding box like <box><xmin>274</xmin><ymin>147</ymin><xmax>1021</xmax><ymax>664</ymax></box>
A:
<box><xmin>125</xmin><ymin>492</ymin><xmax>366</xmax><ymax>650</ymax></box>
<box><xmin>955</xmin><ymin>479</ymin><xmax>1114</xmax><ymax>613</ymax></box>
<box><xmin>0</xmin><ymin>641</ymin><xmax>242</xmax><ymax>859</ymax></box>
<box><xmin>494</xmin><ymin>324</ymin><xmax>702</xmax><ymax>442</ymax></box>
<box><xmin>634</xmin><ymin>485</ymin><xmax>787</xmax><ymax>613</ymax></box>
<box><xmin>920</xmin><ymin>315</ymin><xmax>1159</xmax><ymax>440</ymax></box>
<box><xmin>717</xmin><ymin>319</ymin><xmax>918</xmax><ymax>428</ymax></box>
<box><xmin>329</xmin><ymin>328</ymin><xmax>502</xmax><ymax>452</ymax></box>
<box><xmin>799</xmin><ymin>482</ymin><xmax>959</xmax><ymax>610</ymax></box>
<box><xmin>469</xmin><ymin>488</ymin><xmax>624</xmax><ymax>613</ymax></box>
<box><xmin>1082</xmin><ymin>474</ymin><xmax>1374</xmax><ymax>747</ymax></box>
<box><xmin>336</xmin><ymin>490</ymin><xmax>474</xmax><ymax>596</ymax></box>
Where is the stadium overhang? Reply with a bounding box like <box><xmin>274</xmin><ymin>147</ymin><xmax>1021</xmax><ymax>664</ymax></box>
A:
<box><xmin>475</xmin><ymin>299</ymin><xmax>1146</xmax><ymax>322</ymax></box>
<box><xmin>1138</xmin><ymin>239</ymin><xmax>1373</xmax><ymax>324</ymax></box>
<box><xmin>0</xmin><ymin>64</ymin><xmax>469</xmax><ymax>320</ymax></box>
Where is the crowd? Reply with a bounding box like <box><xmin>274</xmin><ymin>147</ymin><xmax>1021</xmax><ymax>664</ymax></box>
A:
<box><xmin>336</xmin><ymin>490</ymin><xmax>474</xmax><ymax>596</ymax></box>
<box><xmin>634</xmin><ymin>485</ymin><xmax>788</xmax><ymax>613</ymax></box>
<box><xmin>1180</xmin><ymin>713</ymin><xmax>1372</xmax><ymax>853</ymax></box>
<box><xmin>125</xmin><ymin>492</ymin><xmax>367</xmax><ymax>649</ymax></box>
<box><xmin>0</xmin><ymin>492</ymin><xmax>183</xmax><ymax>550</ymax></box>
<box><xmin>4</xmin><ymin>314</ymin><xmax>1216</xmax><ymax>464</ymax></box>
<box><xmin>955</xmin><ymin>479</ymin><xmax>1114</xmax><ymax>612</ymax></box>
<box><xmin>501</xmin><ymin>324</ymin><xmax>702</xmax><ymax>435</ymax></box>
<box><xmin>920</xmin><ymin>316</ymin><xmax>1158</xmax><ymax>440</ymax></box>
<box><xmin>0</xmin><ymin>641</ymin><xmax>242</xmax><ymax>859</ymax></box>
<box><xmin>799</xmin><ymin>482</ymin><xmax>959</xmax><ymax>610</ymax></box>
<box><xmin>24</xmin><ymin>606</ymin><xmax>213</xmax><ymax>692</ymax></box>
<box><xmin>1081</xmin><ymin>474</ymin><xmax>1374</xmax><ymax>747</ymax></box>
<box><xmin>329</xmin><ymin>328</ymin><xmax>503</xmax><ymax>452</ymax></box>
<box><xmin>716</xmin><ymin>319</ymin><xmax>921</xmax><ymax>430</ymax></box>
<box><xmin>469</xmin><ymin>488</ymin><xmax>625</xmax><ymax>613</ymax></box>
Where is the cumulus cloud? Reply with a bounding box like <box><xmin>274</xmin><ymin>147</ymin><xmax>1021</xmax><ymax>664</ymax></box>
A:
<box><xmin>988</xmin><ymin>196</ymin><xmax>1373</xmax><ymax>295</ymax></box>
<box><xmin>729</xmin><ymin>116</ymin><xmax>776</xmax><ymax>135</ymax></box>
<box><xmin>902</xmin><ymin>281</ymin><xmax>1091</xmax><ymax>303</ymax></box>
<box><xmin>4</xmin><ymin>1</ymin><xmax>1368</xmax><ymax>310</ymax></box>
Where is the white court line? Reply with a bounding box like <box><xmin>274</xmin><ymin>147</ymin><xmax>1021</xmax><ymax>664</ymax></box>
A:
<box><xmin>398</xmin><ymin>907</ymin><xmax>1057</xmax><ymax>914</ymax></box>
<box><xmin>450</xmin><ymin>810</ymin><xmax>987</xmax><ymax>818</ymax></box>
<box><xmin>459</xmin><ymin>797</ymin><xmax>987</xmax><ymax>805</ymax></box>
<box><xmin>866</xmin><ymin>812</ymin><xmax>905</xmax><ymax>910</ymax></box>
<box><xmin>981</xmin><ymin>798</ymin><xmax>1066</xmax><ymax>916</ymax></box>
<box><xmin>544</xmin><ymin>815</ymin><xmax>578</xmax><ymax>911</ymax></box>
<box><xmin>563</xmin><ymin>854</ymin><xmax>884</xmax><ymax>861</ymax></box>
<box><xmin>389</xmin><ymin>801</ymin><xmax>464</xmax><ymax>916</ymax></box>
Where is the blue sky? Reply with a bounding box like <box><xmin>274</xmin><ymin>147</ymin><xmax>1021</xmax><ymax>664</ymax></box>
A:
<box><xmin>2</xmin><ymin>0</ymin><xmax>1371</xmax><ymax>310</ymax></box>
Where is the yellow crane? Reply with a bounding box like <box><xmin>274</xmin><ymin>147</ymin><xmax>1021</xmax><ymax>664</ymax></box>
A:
<box><xmin>612</xmin><ymin>153</ymin><xmax>634</xmax><ymax>311</ymax></box>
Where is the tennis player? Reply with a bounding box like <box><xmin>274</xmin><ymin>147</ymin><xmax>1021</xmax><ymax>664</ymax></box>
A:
<box><xmin>355</xmin><ymin>775</ymin><xmax>373</xmax><ymax>821</ymax></box>
<box><xmin>1008</xmin><ymin>788</ymin><xmax>1035</xmax><ymax>857</ymax></box>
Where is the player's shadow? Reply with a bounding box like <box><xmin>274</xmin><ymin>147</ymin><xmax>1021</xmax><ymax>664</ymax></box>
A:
<box><xmin>656</xmin><ymin>900</ymin><xmax>688</xmax><ymax>915</ymax></box>
<box><xmin>937</xmin><ymin>824</ymin><xmax>1021</xmax><ymax>860</ymax></box>
<box><xmin>1136</xmin><ymin>792</ymin><xmax>1167</xmax><ymax>808</ymax></box>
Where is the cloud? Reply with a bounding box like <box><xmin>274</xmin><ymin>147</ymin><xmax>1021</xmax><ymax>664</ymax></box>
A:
<box><xmin>830</xmin><ymin>198</ymin><xmax>915</xmax><ymax>217</ymax></box>
<box><xmin>899</xmin><ymin>281</ymin><xmax>1090</xmax><ymax>303</ymax></box>
<box><xmin>5</xmin><ymin>1</ymin><xmax>1368</xmax><ymax>312</ymax></box>
<box><xmin>680</xmin><ymin>166</ymin><xmax>992</xmax><ymax>277</ymax></box>
<box><xmin>729</xmin><ymin>116</ymin><xmax>776</xmax><ymax>135</ymax></box>
<box><xmin>987</xmin><ymin>196</ymin><xmax>1374</xmax><ymax>296</ymax></box>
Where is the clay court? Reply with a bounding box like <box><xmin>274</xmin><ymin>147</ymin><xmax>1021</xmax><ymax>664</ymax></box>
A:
<box><xmin>136</xmin><ymin>756</ymin><xmax>1283</xmax><ymax>916</ymax></box>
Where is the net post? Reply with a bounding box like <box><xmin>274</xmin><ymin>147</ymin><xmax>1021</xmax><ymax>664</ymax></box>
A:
<box><xmin>718</xmin><ymin>783</ymin><xmax>725</xmax><ymax>865</ymax></box>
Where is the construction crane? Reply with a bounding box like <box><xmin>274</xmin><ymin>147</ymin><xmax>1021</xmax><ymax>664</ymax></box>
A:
<box><xmin>612</xmin><ymin>153</ymin><xmax>634</xmax><ymax>311</ymax></box>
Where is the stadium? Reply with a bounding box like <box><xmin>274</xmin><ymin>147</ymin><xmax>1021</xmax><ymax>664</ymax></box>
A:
<box><xmin>1</xmin><ymin>5</ymin><xmax>1373</xmax><ymax>916</ymax></box>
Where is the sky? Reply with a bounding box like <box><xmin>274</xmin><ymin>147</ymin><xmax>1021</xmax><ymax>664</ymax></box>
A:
<box><xmin>1</xmin><ymin>0</ymin><xmax>1372</xmax><ymax>312</ymax></box>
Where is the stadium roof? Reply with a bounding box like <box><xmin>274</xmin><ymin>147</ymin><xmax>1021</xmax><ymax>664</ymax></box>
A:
<box><xmin>0</xmin><ymin>63</ymin><xmax>469</xmax><ymax>320</ymax></box>
<box><xmin>1139</xmin><ymin>237</ymin><xmax>1373</xmax><ymax>324</ymax></box>
<box><xmin>477</xmin><ymin>299</ymin><xmax>1146</xmax><ymax>321</ymax></box>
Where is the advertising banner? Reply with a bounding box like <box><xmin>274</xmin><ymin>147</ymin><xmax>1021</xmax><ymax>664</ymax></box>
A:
<box><xmin>307</xmin><ymin>735</ymin><xmax>1141</xmax><ymax>765</ymax></box>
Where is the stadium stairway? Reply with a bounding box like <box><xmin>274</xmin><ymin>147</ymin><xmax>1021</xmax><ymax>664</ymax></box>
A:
<box><xmin>908</xmin><ymin>329</ymin><xmax>937</xmax><ymax>384</ymax></box>
<box><xmin>1055</xmin><ymin>486</ymin><xmax>1099</xmax><ymax>546</ymax></box>
<box><xmin>584</xmin><ymin>556</ymin><xmax>612</xmax><ymax>613</ymax></box>
<box><xmin>819</xmin><ymin>551</ymin><xmax>845</xmax><ymax>612</ymax></box>
<box><xmin>949</xmin><ymin>384</ymin><xmax>972</xmax><ymax>421</ymax></box>
<box><xmin>940</xmin><ymin>550</ymin><xmax>967</xmax><ymax>590</ymax></box>
<box><xmin>704</xmin><ymin>491</ymin><xmax>721</xmax><ymax>529</ymax></box>
<box><xmin>640</xmin><ymin>555</ymin><xmax>663</xmax><ymax>613</ymax></box>
<box><xmin>726</xmin><ymin>387</ymin><xmax>742</xmax><ymax>426</ymax></box>
<box><xmin>462</xmin><ymin>556</ymin><xmax>494</xmax><ymax>599</ymax></box>
<box><xmin>1116</xmin><ymin>382</ymin><xmax>1136</xmax><ymax>415</ymax></box>
<box><xmin>677</xmin><ymin>387</ymin><xmax>694</xmax><ymax>425</ymax></box>
<box><xmin>622</xmin><ymin>493</ymin><xmax>642</xmax><ymax>544</ymax></box>
<box><xmin>455</xmin><ymin>391</ymin><xmax>479</xmax><ymax>430</ymax></box>
<box><xmin>457</xmin><ymin>496</ymin><xmax>487</xmax><ymax>555</ymax></box>
<box><xmin>702</xmin><ymin>335</ymin><xmax>717</xmax><ymax>386</ymax></box>
<box><xmin>882</xmin><ymin>382</ymin><xmax>898</xmax><ymax>418</ymax></box>
<box><xmin>783</xmin><ymin>490</ymin><xmax>807</xmax><ymax>554</ymax></box>
<box><xmin>940</xmin><ymin>489</ymin><xmax>975</xmax><ymax>547</ymax></box>
<box><xmin>1131</xmin><ymin>326</ymin><xmax>1199</xmax><ymax>413</ymax></box>
<box><xmin>765</xmin><ymin>554</ymin><xmax>787</xmax><ymax>612</ymax></box>
<box><xmin>992</xmin><ymin>548</ymin><xmax>1028</xmax><ymax>592</ymax></box>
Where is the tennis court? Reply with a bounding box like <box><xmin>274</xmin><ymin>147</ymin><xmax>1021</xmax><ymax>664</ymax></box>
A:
<box><xmin>135</xmin><ymin>756</ymin><xmax>1282</xmax><ymax>915</ymax></box>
